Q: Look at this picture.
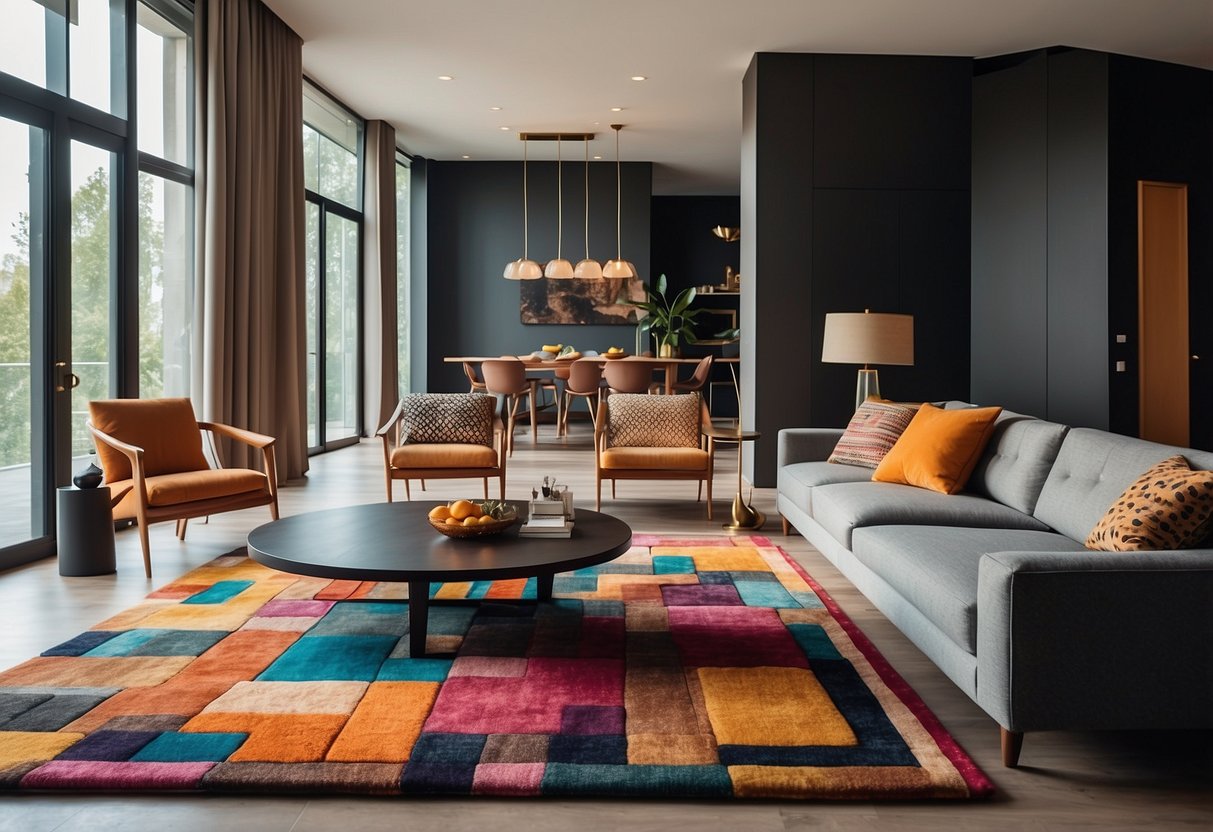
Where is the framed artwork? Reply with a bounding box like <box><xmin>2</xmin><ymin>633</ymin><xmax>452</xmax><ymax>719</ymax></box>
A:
<box><xmin>520</xmin><ymin>277</ymin><xmax>646</xmax><ymax>325</ymax></box>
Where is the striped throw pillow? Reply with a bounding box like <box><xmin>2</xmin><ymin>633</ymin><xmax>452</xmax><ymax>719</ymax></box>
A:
<box><xmin>827</xmin><ymin>400</ymin><xmax>920</xmax><ymax>468</ymax></box>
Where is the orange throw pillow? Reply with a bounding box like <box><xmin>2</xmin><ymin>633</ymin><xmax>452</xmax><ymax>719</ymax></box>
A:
<box><xmin>872</xmin><ymin>403</ymin><xmax>1003</xmax><ymax>494</ymax></box>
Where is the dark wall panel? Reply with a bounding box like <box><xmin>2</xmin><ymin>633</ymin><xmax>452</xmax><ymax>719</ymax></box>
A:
<box><xmin>424</xmin><ymin>160</ymin><xmax>651</xmax><ymax>393</ymax></box>
<box><xmin>1046</xmin><ymin>50</ymin><xmax>1109</xmax><ymax>430</ymax></box>
<box><xmin>970</xmin><ymin>53</ymin><xmax>1049</xmax><ymax>415</ymax></box>
<box><xmin>813</xmin><ymin>55</ymin><xmax>971</xmax><ymax>191</ymax></box>
<box><xmin>742</xmin><ymin>52</ymin><xmax>971</xmax><ymax>484</ymax></box>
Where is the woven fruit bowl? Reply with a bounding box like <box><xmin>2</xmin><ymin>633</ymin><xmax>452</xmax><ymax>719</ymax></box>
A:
<box><xmin>429</xmin><ymin>513</ymin><xmax>518</xmax><ymax>538</ymax></box>
<box><xmin>602</xmin><ymin>351</ymin><xmax>628</xmax><ymax>359</ymax></box>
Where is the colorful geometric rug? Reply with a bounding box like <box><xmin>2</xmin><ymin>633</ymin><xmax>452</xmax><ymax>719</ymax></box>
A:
<box><xmin>0</xmin><ymin>535</ymin><xmax>992</xmax><ymax>799</ymax></box>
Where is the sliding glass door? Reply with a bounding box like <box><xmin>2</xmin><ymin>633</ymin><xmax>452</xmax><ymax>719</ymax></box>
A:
<box><xmin>0</xmin><ymin>114</ymin><xmax>47</xmax><ymax>553</ymax></box>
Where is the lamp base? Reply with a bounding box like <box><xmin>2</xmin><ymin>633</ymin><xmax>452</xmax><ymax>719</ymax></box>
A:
<box><xmin>855</xmin><ymin>368</ymin><xmax>881</xmax><ymax>411</ymax></box>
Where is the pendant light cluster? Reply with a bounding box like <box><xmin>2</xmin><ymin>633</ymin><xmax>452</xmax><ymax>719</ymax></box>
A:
<box><xmin>503</xmin><ymin>125</ymin><xmax>634</xmax><ymax>280</ymax></box>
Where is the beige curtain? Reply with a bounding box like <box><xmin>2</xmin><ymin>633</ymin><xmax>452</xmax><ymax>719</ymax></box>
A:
<box><xmin>193</xmin><ymin>0</ymin><xmax>308</xmax><ymax>480</ymax></box>
<box><xmin>363</xmin><ymin>120</ymin><xmax>400</xmax><ymax>433</ymax></box>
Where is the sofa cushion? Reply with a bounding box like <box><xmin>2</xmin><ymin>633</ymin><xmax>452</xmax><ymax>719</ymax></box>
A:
<box><xmin>852</xmin><ymin>526</ymin><xmax>1084</xmax><ymax>652</ymax></box>
<box><xmin>777</xmin><ymin>461</ymin><xmax>873</xmax><ymax>515</ymax></box>
<box><xmin>1035</xmin><ymin>428</ymin><xmax>1213</xmax><ymax>543</ymax></box>
<box><xmin>1085</xmin><ymin>455</ymin><xmax>1213</xmax><ymax>551</ymax></box>
<box><xmin>967</xmin><ymin>412</ymin><xmax>1069</xmax><ymax>514</ymax></box>
<box><xmin>826</xmin><ymin>400</ymin><xmax>919</xmax><ymax>468</ymax></box>
<box><xmin>872</xmin><ymin>404</ymin><xmax>1003</xmax><ymax>494</ymax></box>
<box><xmin>811</xmin><ymin>481</ymin><xmax>1051</xmax><ymax>550</ymax></box>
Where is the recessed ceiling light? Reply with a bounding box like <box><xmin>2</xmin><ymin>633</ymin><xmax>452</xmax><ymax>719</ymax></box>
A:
<box><xmin>462</xmin><ymin>155</ymin><xmax>470</xmax><ymax>159</ymax></box>
<box><xmin>610</xmin><ymin>107</ymin><xmax>623</xmax><ymax>112</ymax></box>
<box><xmin>593</xmin><ymin>155</ymin><xmax>602</xmax><ymax>160</ymax></box>
<box><xmin>630</xmin><ymin>75</ymin><xmax>647</xmax><ymax>81</ymax></box>
<box><xmin>438</xmin><ymin>75</ymin><xmax>454</xmax><ymax>81</ymax></box>
<box><xmin>489</xmin><ymin>106</ymin><xmax>502</xmax><ymax>111</ymax></box>
<box><xmin>499</xmin><ymin>126</ymin><xmax>510</xmax><ymax>131</ymax></box>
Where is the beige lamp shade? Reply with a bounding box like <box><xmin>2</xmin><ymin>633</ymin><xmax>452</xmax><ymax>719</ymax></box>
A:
<box><xmin>821</xmin><ymin>311</ymin><xmax>914</xmax><ymax>366</ymax></box>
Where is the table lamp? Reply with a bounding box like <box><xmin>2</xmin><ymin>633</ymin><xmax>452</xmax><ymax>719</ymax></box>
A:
<box><xmin>821</xmin><ymin>310</ymin><xmax>914</xmax><ymax>411</ymax></box>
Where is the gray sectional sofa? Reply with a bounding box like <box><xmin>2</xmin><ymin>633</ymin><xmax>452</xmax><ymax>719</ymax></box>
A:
<box><xmin>776</xmin><ymin>404</ymin><xmax>1213</xmax><ymax>766</ymax></box>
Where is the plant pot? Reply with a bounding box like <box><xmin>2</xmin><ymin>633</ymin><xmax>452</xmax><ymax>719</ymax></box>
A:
<box><xmin>658</xmin><ymin>343</ymin><xmax>678</xmax><ymax>358</ymax></box>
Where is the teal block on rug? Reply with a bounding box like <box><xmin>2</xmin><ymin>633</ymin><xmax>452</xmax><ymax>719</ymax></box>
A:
<box><xmin>653</xmin><ymin>556</ymin><xmax>695</xmax><ymax>574</ymax></box>
<box><xmin>131</xmin><ymin>732</ymin><xmax>247</xmax><ymax>762</ymax></box>
<box><xmin>377</xmin><ymin>658</ymin><xmax>453</xmax><ymax>682</ymax></box>
<box><xmin>735</xmin><ymin>580</ymin><xmax>798</xmax><ymax>608</ymax></box>
<box><xmin>258</xmin><ymin>635</ymin><xmax>399</xmax><ymax>681</ymax></box>
<box><xmin>183</xmin><ymin>580</ymin><xmax>254</xmax><ymax>604</ymax></box>
<box><xmin>541</xmin><ymin>763</ymin><xmax>734</xmax><ymax>798</ymax></box>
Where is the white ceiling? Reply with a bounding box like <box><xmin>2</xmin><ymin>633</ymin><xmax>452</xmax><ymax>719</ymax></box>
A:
<box><xmin>263</xmin><ymin>0</ymin><xmax>1213</xmax><ymax>195</ymax></box>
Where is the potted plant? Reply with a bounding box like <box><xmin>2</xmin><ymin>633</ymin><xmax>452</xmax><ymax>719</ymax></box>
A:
<box><xmin>628</xmin><ymin>274</ymin><xmax>703</xmax><ymax>357</ymax></box>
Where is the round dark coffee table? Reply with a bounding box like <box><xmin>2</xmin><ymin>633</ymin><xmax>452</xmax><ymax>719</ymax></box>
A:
<box><xmin>247</xmin><ymin>502</ymin><xmax>632</xmax><ymax>656</ymax></box>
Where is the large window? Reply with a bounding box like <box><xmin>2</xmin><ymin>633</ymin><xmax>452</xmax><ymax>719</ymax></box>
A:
<box><xmin>0</xmin><ymin>0</ymin><xmax>193</xmax><ymax>566</ymax></box>
<box><xmin>303</xmin><ymin>82</ymin><xmax>363</xmax><ymax>452</ymax></box>
<box><xmin>136</xmin><ymin>1</ymin><xmax>193</xmax><ymax>400</ymax></box>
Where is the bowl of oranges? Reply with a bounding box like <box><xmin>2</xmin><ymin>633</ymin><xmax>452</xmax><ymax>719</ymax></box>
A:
<box><xmin>427</xmin><ymin>499</ymin><xmax>519</xmax><ymax>538</ymax></box>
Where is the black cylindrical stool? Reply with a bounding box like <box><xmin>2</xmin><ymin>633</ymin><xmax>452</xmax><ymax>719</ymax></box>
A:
<box><xmin>57</xmin><ymin>486</ymin><xmax>117</xmax><ymax>576</ymax></box>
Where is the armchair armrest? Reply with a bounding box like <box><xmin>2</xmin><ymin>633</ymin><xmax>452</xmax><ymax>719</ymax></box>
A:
<box><xmin>199</xmin><ymin>421</ymin><xmax>275</xmax><ymax>449</ymax></box>
<box><xmin>976</xmin><ymin>548</ymin><xmax>1213</xmax><ymax>733</ymax></box>
<box><xmin>777</xmin><ymin>428</ymin><xmax>844</xmax><ymax>466</ymax></box>
<box><xmin>594</xmin><ymin>400</ymin><xmax>608</xmax><ymax>453</ymax></box>
<box><xmin>86</xmin><ymin>421</ymin><xmax>147</xmax><ymax>509</ymax></box>
<box><xmin>376</xmin><ymin>398</ymin><xmax>407</xmax><ymax>438</ymax></box>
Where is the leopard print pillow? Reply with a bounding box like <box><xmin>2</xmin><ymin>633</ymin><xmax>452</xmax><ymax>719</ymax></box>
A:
<box><xmin>606</xmin><ymin>392</ymin><xmax>701</xmax><ymax>448</ymax></box>
<box><xmin>1085</xmin><ymin>455</ymin><xmax>1213</xmax><ymax>551</ymax></box>
<box><xmin>398</xmin><ymin>394</ymin><xmax>495</xmax><ymax>447</ymax></box>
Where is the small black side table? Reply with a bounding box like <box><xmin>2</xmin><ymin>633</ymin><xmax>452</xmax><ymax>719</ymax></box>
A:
<box><xmin>57</xmin><ymin>486</ymin><xmax>116</xmax><ymax>576</ymax></box>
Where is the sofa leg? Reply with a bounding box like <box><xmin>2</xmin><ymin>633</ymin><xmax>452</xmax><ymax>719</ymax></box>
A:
<box><xmin>1001</xmin><ymin>727</ymin><xmax>1024</xmax><ymax>767</ymax></box>
<box><xmin>781</xmin><ymin>515</ymin><xmax>790</xmax><ymax>536</ymax></box>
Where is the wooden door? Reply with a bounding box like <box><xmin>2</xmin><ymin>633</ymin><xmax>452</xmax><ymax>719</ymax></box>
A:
<box><xmin>1137</xmin><ymin>181</ymin><xmax>1190</xmax><ymax>447</ymax></box>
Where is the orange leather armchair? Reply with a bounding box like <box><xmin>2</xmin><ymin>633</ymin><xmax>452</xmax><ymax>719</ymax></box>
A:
<box><xmin>378</xmin><ymin>393</ymin><xmax>506</xmax><ymax>502</ymax></box>
<box><xmin>594</xmin><ymin>392</ymin><xmax>714</xmax><ymax>518</ymax></box>
<box><xmin>87</xmin><ymin>398</ymin><xmax>279</xmax><ymax>578</ymax></box>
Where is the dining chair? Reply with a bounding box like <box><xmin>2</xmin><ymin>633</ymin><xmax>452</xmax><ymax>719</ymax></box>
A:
<box><xmin>482</xmin><ymin>357</ymin><xmax>542</xmax><ymax>455</ymax></box>
<box><xmin>462</xmin><ymin>361</ymin><xmax>488</xmax><ymax>393</ymax></box>
<box><xmin>671</xmin><ymin>354</ymin><xmax>714</xmax><ymax>394</ymax></box>
<box><xmin>87</xmin><ymin>397</ymin><xmax>279</xmax><ymax>578</ymax></box>
<box><xmin>594</xmin><ymin>391</ymin><xmax>714</xmax><ymax>518</ymax></box>
<box><xmin>603</xmin><ymin>358</ymin><xmax>656</xmax><ymax>394</ymax></box>
<box><xmin>559</xmin><ymin>358</ymin><xmax>605</xmax><ymax>436</ymax></box>
<box><xmin>377</xmin><ymin>393</ymin><xmax>506</xmax><ymax>501</ymax></box>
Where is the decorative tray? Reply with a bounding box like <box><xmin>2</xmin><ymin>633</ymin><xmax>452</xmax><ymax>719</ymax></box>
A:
<box><xmin>602</xmin><ymin>352</ymin><xmax>628</xmax><ymax>359</ymax></box>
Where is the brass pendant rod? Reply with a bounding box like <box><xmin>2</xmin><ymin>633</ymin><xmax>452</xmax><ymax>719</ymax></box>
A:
<box><xmin>556</xmin><ymin>135</ymin><xmax>563</xmax><ymax>259</ymax></box>
<box><xmin>583</xmin><ymin>136</ymin><xmax>591</xmax><ymax>259</ymax></box>
<box><xmin>523</xmin><ymin>137</ymin><xmax>530</xmax><ymax>259</ymax></box>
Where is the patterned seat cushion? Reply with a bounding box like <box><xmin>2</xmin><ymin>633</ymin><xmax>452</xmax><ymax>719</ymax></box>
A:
<box><xmin>398</xmin><ymin>394</ymin><xmax>494</xmax><ymax>447</ymax></box>
<box><xmin>606</xmin><ymin>392</ymin><xmax>701</xmax><ymax>448</ymax></box>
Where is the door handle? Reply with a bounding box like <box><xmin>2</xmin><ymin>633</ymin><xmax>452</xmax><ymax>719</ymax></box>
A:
<box><xmin>53</xmin><ymin>361</ymin><xmax>80</xmax><ymax>393</ymax></box>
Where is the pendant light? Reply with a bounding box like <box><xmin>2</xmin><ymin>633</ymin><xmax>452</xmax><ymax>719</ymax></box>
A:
<box><xmin>503</xmin><ymin>135</ymin><xmax>542</xmax><ymax>279</ymax></box>
<box><xmin>602</xmin><ymin>124</ymin><xmax>637</xmax><ymax>279</ymax></box>
<box><xmin>574</xmin><ymin>135</ymin><xmax>603</xmax><ymax>279</ymax></box>
<box><xmin>544</xmin><ymin>135</ymin><xmax>575</xmax><ymax>278</ymax></box>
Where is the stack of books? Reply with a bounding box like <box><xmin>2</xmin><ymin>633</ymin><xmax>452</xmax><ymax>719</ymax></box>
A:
<box><xmin>519</xmin><ymin>497</ymin><xmax>573</xmax><ymax>538</ymax></box>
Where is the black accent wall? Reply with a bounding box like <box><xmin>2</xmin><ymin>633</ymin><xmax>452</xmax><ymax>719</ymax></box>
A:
<box><xmin>418</xmin><ymin>160</ymin><xmax>652</xmax><ymax>393</ymax></box>
<box><xmin>742</xmin><ymin>53</ymin><xmax>973</xmax><ymax>485</ymax></box>
<box><xmin>971</xmin><ymin>49</ymin><xmax>1212</xmax><ymax>447</ymax></box>
<box><xmin>651</xmin><ymin>196</ymin><xmax>741</xmax><ymax>294</ymax></box>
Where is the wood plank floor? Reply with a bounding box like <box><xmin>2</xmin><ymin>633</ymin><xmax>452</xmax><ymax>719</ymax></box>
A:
<box><xmin>1</xmin><ymin>422</ymin><xmax>1210</xmax><ymax>831</ymax></box>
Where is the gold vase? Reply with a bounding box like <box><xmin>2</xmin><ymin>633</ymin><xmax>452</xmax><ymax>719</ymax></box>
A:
<box><xmin>658</xmin><ymin>342</ymin><xmax>677</xmax><ymax>358</ymax></box>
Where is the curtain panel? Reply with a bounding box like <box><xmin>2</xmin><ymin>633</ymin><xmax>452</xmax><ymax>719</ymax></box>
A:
<box><xmin>193</xmin><ymin>0</ymin><xmax>308</xmax><ymax>480</ymax></box>
<box><xmin>363</xmin><ymin>120</ymin><xmax>400</xmax><ymax>434</ymax></box>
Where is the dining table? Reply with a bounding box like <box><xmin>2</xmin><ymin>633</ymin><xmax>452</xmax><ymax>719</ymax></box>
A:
<box><xmin>444</xmin><ymin>354</ymin><xmax>739</xmax><ymax>395</ymax></box>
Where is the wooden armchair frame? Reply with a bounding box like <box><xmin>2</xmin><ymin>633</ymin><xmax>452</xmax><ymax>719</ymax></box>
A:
<box><xmin>377</xmin><ymin>399</ymin><xmax>507</xmax><ymax>502</ymax></box>
<box><xmin>87</xmin><ymin>419</ymin><xmax>279</xmax><ymax>579</ymax></box>
<box><xmin>594</xmin><ymin>396</ymin><xmax>715</xmax><ymax>519</ymax></box>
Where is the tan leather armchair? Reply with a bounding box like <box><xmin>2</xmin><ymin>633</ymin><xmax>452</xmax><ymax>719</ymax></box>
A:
<box><xmin>87</xmin><ymin>398</ymin><xmax>279</xmax><ymax>578</ymax></box>
<box><xmin>595</xmin><ymin>392</ymin><xmax>714</xmax><ymax>518</ymax></box>
<box><xmin>378</xmin><ymin>393</ymin><xmax>506</xmax><ymax>502</ymax></box>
